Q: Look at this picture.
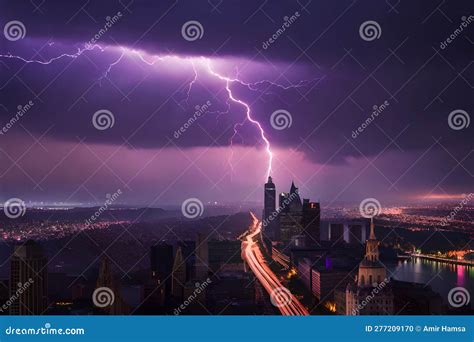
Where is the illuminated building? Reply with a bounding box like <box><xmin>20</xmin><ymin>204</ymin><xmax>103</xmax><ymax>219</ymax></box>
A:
<box><xmin>345</xmin><ymin>218</ymin><xmax>394</xmax><ymax>315</ymax></box>
<box><xmin>150</xmin><ymin>243</ymin><xmax>173</xmax><ymax>296</ymax></box>
<box><xmin>302</xmin><ymin>199</ymin><xmax>321</xmax><ymax>246</ymax></box>
<box><xmin>263</xmin><ymin>176</ymin><xmax>277</xmax><ymax>239</ymax></box>
<box><xmin>10</xmin><ymin>240</ymin><xmax>48</xmax><ymax>315</ymax></box>
<box><xmin>312</xmin><ymin>268</ymin><xmax>353</xmax><ymax>301</ymax></box>
<box><xmin>278</xmin><ymin>181</ymin><xmax>303</xmax><ymax>242</ymax></box>
<box><xmin>264</xmin><ymin>180</ymin><xmax>321</xmax><ymax>245</ymax></box>
<box><xmin>298</xmin><ymin>258</ymin><xmax>353</xmax><ymax>301</ymax></box>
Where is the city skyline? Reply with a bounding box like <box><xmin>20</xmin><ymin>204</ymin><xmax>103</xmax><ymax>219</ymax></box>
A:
<box><xmin>0</xmin><ymin>0</ymin><xmax>472</xmax><ymax>320</ymax></box>
<box><xmin>1</xmin><ymin>175</ymin><xmax>472</xmax><ymax>316</ymax></box>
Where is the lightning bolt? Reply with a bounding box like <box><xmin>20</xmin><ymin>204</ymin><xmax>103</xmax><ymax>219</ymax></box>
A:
<box><xmin>203</xmin><ymin>58</ymin><xmax>273</xmax><ymax>178</ymax></box>
<box><xmin>0</xmin><ymin>43</ymin><xmax>318</xmax><ymax>180</ymax></box>
<box><xmin>0</xmin><ymin>44</ymin><xmax>104</xmax><ymax>64</ymax></box>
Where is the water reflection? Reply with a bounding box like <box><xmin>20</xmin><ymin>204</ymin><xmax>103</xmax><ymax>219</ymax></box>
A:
<box><xmin>388</xmin><ymin>257</ymin><xmax>474</xmax><ymax>303</ymax></box>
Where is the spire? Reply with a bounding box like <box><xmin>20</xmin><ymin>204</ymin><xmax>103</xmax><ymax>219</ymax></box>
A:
<box><xmin>172</xmin><ymin>247</ymin><xmax>186</xmax><ymax>298</ymax></box>
<box><xmin>369</xmin><ymin>217</ymin><xmax>376</xmax><ymax>240</ymax></box>
<box><xmin>173</xmin><ymin>247</ymin><xmax>184</xmax><ymax>271</ymax></box>
<box><xmin>363</xmin><ymin>218</ymin><xmax>380</xmax><ymax>263</ymax></box>
<box><xmin>267</xmin><ymin>176</ymin><xmax>273</xmax><ymax>184</ymax></box>
<box><xmin>290</xmin><ymin>181</ymin><xmax>297</xmax><ymax>194</ymax></box>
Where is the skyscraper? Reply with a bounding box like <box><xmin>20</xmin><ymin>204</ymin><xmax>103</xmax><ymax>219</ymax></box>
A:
<box><xmin>178</xmin><ymin>240</ymin><xmax>195</xmax><ymax>281</ymax></box>
<box><xmin>263</xmin><ymin>176</ymin><xmax>277</xmax><ymax>237</ymax></box>
<box><xmin>96</xmin><ymin>256</ymin><xmax>129</xmax><ymax>314</ymax></box>
<box><xmin>302</xmin><ymin>199</ymin><xmax>321</xmax><ymax>246</ymax></box>
<box><xmin>346</xmin><ymin>218</ymin><xmax>393</xmax><ymax>315</ymax></box>
<box><xmin>278</xmin><ymin>181</ymin><xmax>303</xmax><ymax>242</ymax></box>
<box><xmin>171</xmin><ymin>247</ymin><xmax>186</xmax><ymax>299</ymax></box>
<box><xmin>10</xmin><ymin>240</ymin><xmax>48</xmax><ymax>315</ymax></box>
<box><xmin>150</xmin><ymin>243</ymin><xmax>174</xmax><ymax>296</ymax></box>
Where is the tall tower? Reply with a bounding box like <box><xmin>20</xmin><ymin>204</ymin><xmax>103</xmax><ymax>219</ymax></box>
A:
<box><xmin>302</xmin><ymin>199</ymin><xmax>321</xmax><ymax>246</ymax></box>
<box><xmin>278</xmin><ymin>181</ymin><xmax>303</xmax><ymax>242</ymax></box>
<box><xmin>10</xmin><ymin>240</ymin><xmax>48</xmax><ymax>315</ymax></box>
<box><xmin>357</xmin><ymin>218</ymin><xmax>386</xmax><ymax>287</ymax></box>
<box><xmin>290</xmin><ymin>181</ymin><xmax>298</xmax><ymax>195</ymax></box>
<box><xmin>150</xmin><ymin>243</ymin><xmax>174</xmax><ymax>296</ymax></box>
<box><xmin>96</xmin><ymin>256</ymin><xmax>129</xmax><ymax>314</ymax></box>
<box><xmin>172</xmin><ymin>247</ymin><xmax>186</xmax><ymax>299</ymax></box>
<box><xmin>263</xmin><ymin>176</ymin><xmax>276</xmax><ymax>229</ymax></box>
<box><xmin>346</xmin><ymin>218</ymin><xmax>393</xmax><ymax>315</ymax></box>
<box><xmin>364</xmin><ymin>218</ymin><xmax>380</xmax><ymax>263</ymax></box>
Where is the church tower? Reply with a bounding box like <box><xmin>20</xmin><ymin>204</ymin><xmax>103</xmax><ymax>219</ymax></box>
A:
<box><xmin>364</xmin><ymin>218</ymin><xmax>380</xmax><ymax>263</ymax></box>
<box><xmin>345</xmin><ymin>217</ymin><xmax>393</xmax><ymax>315</ymax></box>
<box><xmin>357</xmin><ymin>218</ymin><xmax>386</xmax><ymax>287</ymax></box>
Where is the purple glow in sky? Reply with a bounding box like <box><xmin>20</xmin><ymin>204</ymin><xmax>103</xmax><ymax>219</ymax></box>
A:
<box><xmin>0</xmin><ymin>1</ymin><xmax>472</xmax><ymax>207</ymax></box>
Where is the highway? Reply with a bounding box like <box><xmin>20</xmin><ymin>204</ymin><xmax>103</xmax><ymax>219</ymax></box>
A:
<box><xmin>272</xmin><ymin>247</ymin><xmax>290</xmax><ymax>270</ymax></box>
<box><xmin>242</xmin><ymin>212</ymin><xmax>309</xmax><ymax>316</ymax></box>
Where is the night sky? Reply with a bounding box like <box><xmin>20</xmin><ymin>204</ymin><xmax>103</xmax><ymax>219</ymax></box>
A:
<box><xmin>0</xmin><ymin>0</ymin><xmax>472</xmax><ymax>206</ymax></box>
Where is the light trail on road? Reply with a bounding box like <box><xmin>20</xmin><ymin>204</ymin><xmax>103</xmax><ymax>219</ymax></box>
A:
<box><xmin>272</xmin><ymin>247</ymin><xmax>290</xmax><ymax>270</ymax></box>
<box><xmin>242</xmin><ymin>212</ymin><xmax>308</xmax><ymax>316</ymax></box>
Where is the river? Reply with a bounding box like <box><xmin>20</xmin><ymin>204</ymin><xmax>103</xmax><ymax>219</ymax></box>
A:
<box><xmin>388</xmin><ymin>257</ymin><xmax>474</xmax><ymax>304</ymax></box>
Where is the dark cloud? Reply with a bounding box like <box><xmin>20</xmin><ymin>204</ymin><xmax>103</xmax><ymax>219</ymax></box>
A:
<box><xmin>0</xmin><ymin>0</ymin><xmax>472</xmax><ymax>202</ymax></box>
